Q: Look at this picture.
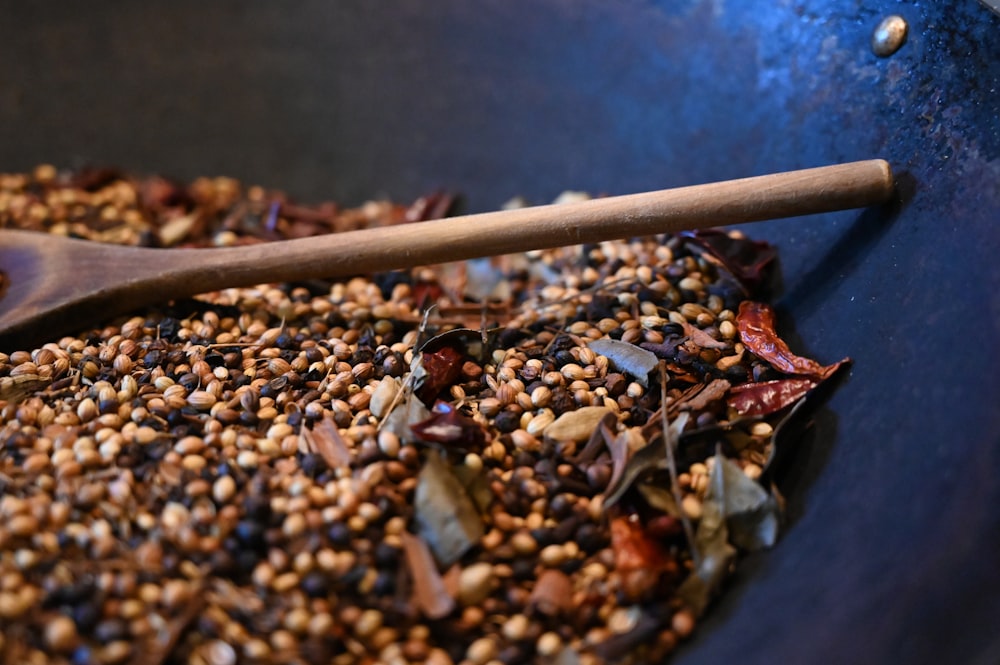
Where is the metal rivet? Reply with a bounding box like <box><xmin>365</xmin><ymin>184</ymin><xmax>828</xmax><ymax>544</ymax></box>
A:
<box><xmin>872</xmin><ymin>15</ymin><xmax>908</xmax><ymax>57</ymax></box>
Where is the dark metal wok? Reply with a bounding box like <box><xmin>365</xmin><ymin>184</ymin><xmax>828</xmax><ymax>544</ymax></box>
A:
<box><xmin>1</xmin><ymin>2</ymin><xmax>998</xmax><ymax>663</ymax></box>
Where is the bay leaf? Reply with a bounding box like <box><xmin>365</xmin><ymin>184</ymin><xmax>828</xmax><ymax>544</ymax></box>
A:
<box><xmin>369</xmin><ymin>376</ymin><xmax>400</xmax><ymax>419</ymax></box>
<box><xmin>588</xmin><ymin>338</ymin><xmax>658</xmax><ymax>387</ymax></box>
<box><xmin>676</xmin><ymin>463</ymin><xmax>735</xmax><ymax>615</ymax></box>
<box><xmin>400</xmin><ymin>531</ymin><xmax>456</xmax><ymax>620</ymax></box>
<box><xmin>414</xmin><ymin>449</ymin><xmax>485</xmax><ymax>568</ymax></box>
<box><xmin>380</xmin><ymin>394</ymin><xmax>432</xmax><ymax>445</ymax></box>
<box><xmin>711</xmin><ymin>454</ymin><xmax>780</xmax><ymax>551</ymax></box>
<box><xmin>300</xmin><ymin>418</ymin><xmax>352</xmax><ymax>470</ymax></box>
<box><xmin>603</xmin><ymin>412</ymin><xmax>689</xmax><ymax>508</ymax></box>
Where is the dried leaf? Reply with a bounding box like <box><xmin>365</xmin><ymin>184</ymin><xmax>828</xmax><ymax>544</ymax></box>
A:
<box><xmin>400</xmin><ymin>531</ymin><xmax>456</xmax><ymax>620</ymax></box>
<box><xmin>300</xmin><ymin>418</ymin><xmax>352</xmax><ymax>470</ymax></box>
<box><xmin>588</xmin><ymin>338</ymin><xmax>658</xmax><ymax>387</ymax></box>
<box><xmin>452</xmin><ymin>463</ymin><xmax>494</xmax><ymax>514</ymax></box>
<box><xmin>676</xmin><ymin>498</ymin><xmax>735</xmax><ymax>616</ymax></box>
<box><xmin>410</xmin><ymin>402</ymin><xmax>488</xmax><ymax>448</ymax></box>
<box><xmin>418</xmin><ymin>327</ymin><xmax>498</xmax><ymax>362</ymax></box>
<box><xmin>570</xmin><ymin>411</ymin><xmax>619</xmax><ymax>465</ymax></box>
<box><xmin>678</xmin><ymin>378</ymin><xmax>731</xmax><ymax>412</ymax></box>
<box><xmin>0</xmin><ymin>374</ymin><xmax>51</xmax><ymax>403</ymax></box>
<box><xmin>603</xmin><ymin>412</ymin><xmax>689</xmax><ymax>508</ymax></box>
<box><xmin>380</xmin><ymin>394</ymin><xmax>432</xmax><ymax>444</ymax></box>
<box><xmin>737</xmin><ymin>302</ymin><xmax>847</xmax><ymax>379</ymax></box>
<box><xmin>681</xmin><ymin>322</ymin><xmax>729</xmax><ymax>350</ymax></box>
<box><xmin>553</xmin><ymin>646</ymin><xmax>583</xmax><ymax>665</ymax></box>
<box><xmin>545</xmin><ymin>406</ymin><xmax>615</xmax><ymax>443</ymax></box>
<box><xmin>603</xmin><ymin>424</ymin><xmax>635</xmax><ymax>500</ymax></box>
<box><xmin>369</xmin><ymin>376</ymin><xmax>400</xmax><ymax>419</ymax></box>
<box><xmin>679</xmin><ymin>448</ymin><xmax>781</xmax><ymax>615</ymax></box>
<box><xmin>681</xmin><ymin>229</ymin><xmax>777</xmax><ymax>294</ymax></box>
<box><xmin>636</xmin><ymin>482</ymin><xmax>680</xmax><ymax>517</ymax></box>
<box><xmin>710</xmin><ymin>453</ymin><xmax>780</xmax><ymax>551</ymax></box>
<box><xmin>414</xmin><ymin>450</ymin><xmax>485</xmax><ymax>568</ymax></box>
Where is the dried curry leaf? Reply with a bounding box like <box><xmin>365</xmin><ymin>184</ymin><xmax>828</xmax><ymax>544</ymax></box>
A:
<box><xmin>676</xmin><ymin>495</ymin><xmax>735</xmax><ymax>617</ymax></box>
<box><xmin>737</xmin><ymin>301</ymin><xmax>847</xmax><ymax>379</ymax></box>
<box><xmin>587</xmin><ymin>338</ymin><xmax>658</xmax><ymax>387</ymax></box>
<box><xmin>603</xmin><ymin>423</ymin><xmax>635</xmax><ymax>501</ymax></box>
<box><xmin>414</xmin><ymin>449</ymin><xmax>485</xmax><ymax>568</ymax></box>
<box><xmin>452</xmin><ymin>463</ymin><xmax>494</xmax><ymax>514</ymax></box>
<box><xmin>636</xmin><ymin>482</ymin><xmax>680</xmax><ymax>517</ymax></box>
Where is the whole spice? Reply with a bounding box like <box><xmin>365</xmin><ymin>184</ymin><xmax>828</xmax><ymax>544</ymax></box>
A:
<box><xmin>0</xmin><ymin>165</ymin><xmax>851</xmax><ymax>665</ymax></box>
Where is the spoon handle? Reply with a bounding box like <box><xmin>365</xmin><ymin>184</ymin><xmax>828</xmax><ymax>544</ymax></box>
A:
<box><xmin>0</xmin><ymin>160</ymin><xmax>894</xmax><ymax>350</ymax></box>
<box><xmin>169</xmin><ymin>159</ymin><xmax>894</xmax><ymax>294</ymax></box>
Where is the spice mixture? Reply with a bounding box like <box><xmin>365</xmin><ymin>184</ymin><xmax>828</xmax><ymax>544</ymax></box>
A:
<box><xmin>0</xmin><ymin>166</ymin><xmax>848</xmax><ymax>665</ymax></box>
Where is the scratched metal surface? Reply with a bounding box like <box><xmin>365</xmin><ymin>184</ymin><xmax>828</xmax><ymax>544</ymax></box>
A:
<box><xmin>0</xmin><ymin>2</ymin><xmax>998</xmax><ymax>663</ymax></box>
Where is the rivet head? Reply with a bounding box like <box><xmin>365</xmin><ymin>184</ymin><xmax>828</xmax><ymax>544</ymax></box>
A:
<box><xmin>872</xmin><ymin>15</ymin><xmax>908</xmax><ymax>57</ymax></box>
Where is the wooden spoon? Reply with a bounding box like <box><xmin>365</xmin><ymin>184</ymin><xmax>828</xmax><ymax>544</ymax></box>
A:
<box><xmin>0</xmin><ymin>160</ymin><xmax>893</xmax><ymax>350</ymax></box>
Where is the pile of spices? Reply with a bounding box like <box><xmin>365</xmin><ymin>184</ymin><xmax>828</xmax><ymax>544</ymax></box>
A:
<box><xmin>0</xmin><ymin>166</ymin><xmax>849</xmax><ymax>665</ymax></box>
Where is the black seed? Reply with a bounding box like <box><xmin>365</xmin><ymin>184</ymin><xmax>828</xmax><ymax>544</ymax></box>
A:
<box><xmin>302</xmin><ymin>571</ymin><xmax>330</xmax><ymax>598</ymax></box>
<box><xmin>327</xmin><ymin>522</ymin><xmax>352</xmax><ymax>548</ymax></box>
<box><xmin>494</xmin><ymin>411</ymin><xmax>520</xmax><ymax>433</ymax></box>
<box><xmin>373</xmin><ymin>542</ymin><xmax>400</xmax><ymax>568</ymax></box>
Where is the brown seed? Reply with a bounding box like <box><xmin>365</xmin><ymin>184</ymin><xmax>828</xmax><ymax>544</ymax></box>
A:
<box><xmin>188</xmin><ymin>390</ymin><xmax>217</xmax><ymax>410</ymax></box>
<box><xmin>8</xmin><ymin>514</ymin><xmax>38</xmax><ymax>538</ymax></box>
<box><xmin>672</xmin><ymin>608</ymin><xmax>696</xmax><ymax>638</ymax></box>
<box><xmin>45</xmin><ymin>615</ymin><xmax>78</xmax><ymax>652</ymax></box>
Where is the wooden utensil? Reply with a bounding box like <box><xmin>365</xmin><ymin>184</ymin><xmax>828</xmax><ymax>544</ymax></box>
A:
<box><xmin>0</xmin><ymin>160</ymin><xmax>893</xmax><ymax>350</ymax></box>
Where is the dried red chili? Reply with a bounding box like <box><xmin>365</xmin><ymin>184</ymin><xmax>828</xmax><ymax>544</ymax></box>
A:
<box><xmin>610</xmin><ymin>516</ymin><xmax>677</xmax><ymax>600</ymax></box>
<box><xmin>410</xmin><ymin>402</ymin><xmax>488</xmax><ymax>448</ymax></box>
<box><xmin>416</xmin><ymin>345</ymin><xmax>465</xmax><ymax>406</ymax></box>
<box><xmin>681</xmin><ymin>229</ymin><xmax>777</xmax><ymax>293</ymax></box>
<box><xmin>737</xmin><ymin>301</ymin><xmax>843</xmax><ymax>379</ymax></box>
<box><xmin>726</xmin><ymin>377</ymin><xmax>819</xmax><ymax>417</ymax></box>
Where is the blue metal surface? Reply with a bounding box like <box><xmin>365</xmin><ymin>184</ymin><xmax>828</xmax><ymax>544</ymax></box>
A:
<box><xmin>0</xmin><ymin>1</ymin><xmax>998</xmax><ymax>663</ymax></box>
